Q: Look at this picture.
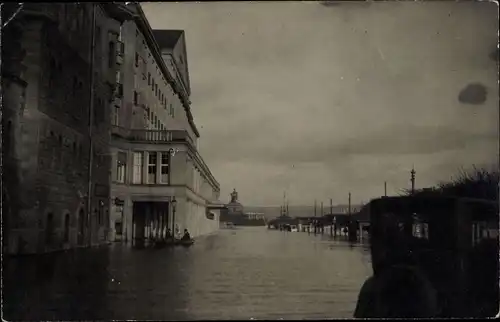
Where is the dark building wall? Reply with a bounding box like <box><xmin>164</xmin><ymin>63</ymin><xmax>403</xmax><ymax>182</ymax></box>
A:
<box><xmin>2</xmin><ymin>4</ymin><xmax>121</xmax><ymax>254</ymax></box>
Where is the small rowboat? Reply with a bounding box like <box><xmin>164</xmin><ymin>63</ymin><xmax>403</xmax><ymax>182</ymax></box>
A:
<box><xmin>174</xmin><ymin>239</ymin><xmax>195</xmax><ymax>247</ymax></box>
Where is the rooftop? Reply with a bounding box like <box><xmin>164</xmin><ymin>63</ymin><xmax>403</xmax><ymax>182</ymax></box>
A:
<box><xmin>152</xmin><ymin>29</ymin><xmax>183</xmax><ymax>50</ymax></box>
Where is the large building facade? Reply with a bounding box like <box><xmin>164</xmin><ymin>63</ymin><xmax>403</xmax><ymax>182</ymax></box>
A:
<box><xmin>1</xmin><ymin>3</ymin><xmax>133</xmax><ymax>254</ymax></box>
<box><xmin>108</xmin><ymin>4</ymin><xmax>221</xmax><ymax>243</ymax></box>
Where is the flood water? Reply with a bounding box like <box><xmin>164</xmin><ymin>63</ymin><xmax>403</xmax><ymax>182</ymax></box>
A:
<box><xmin>4</xmin><ymin>227</ymin><xmax>373</xmax><ymax>320</ymax></box>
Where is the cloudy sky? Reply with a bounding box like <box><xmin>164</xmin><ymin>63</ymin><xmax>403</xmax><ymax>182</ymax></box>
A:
<box><xmin>142</xmin><ymin>1</ymin><xmax>498</xmax><ymax>206</ymax></box>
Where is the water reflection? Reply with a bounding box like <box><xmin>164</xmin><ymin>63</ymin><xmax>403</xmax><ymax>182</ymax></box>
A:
<box><xmin>4</xmin><ymin>227</ymin><xmax>372</xmax><ymax>320</ymax></box>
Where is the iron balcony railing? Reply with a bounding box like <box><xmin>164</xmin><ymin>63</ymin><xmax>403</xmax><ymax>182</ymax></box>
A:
<box><xmin>111</xmin><ymin>126</ymin><xmax>196</xmax><ymax>146</ymax></box>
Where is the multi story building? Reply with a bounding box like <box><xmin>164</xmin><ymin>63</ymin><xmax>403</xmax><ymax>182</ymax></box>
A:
<box><xmin>1</xmin><ymin>3</ymin><xmax>134</xmax><ymax>254</ymax></box>
<box><xmin>108</xmin><ymin>4</ymin><xmax>221</xmax><ymax>243</ymax></box>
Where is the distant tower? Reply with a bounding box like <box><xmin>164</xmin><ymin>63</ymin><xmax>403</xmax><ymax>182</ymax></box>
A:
<box><xmin>230</xmin><ymin>188</ymin><xmax>238</xmax><ymax>203</ymax></box>
<box><xmin>410</xmin><ymin>167</ymin><xmax>416</xmax><ymax>195</ymax></box>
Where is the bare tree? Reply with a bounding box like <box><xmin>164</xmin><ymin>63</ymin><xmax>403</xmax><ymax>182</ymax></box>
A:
<box><xmin>401</xmin><ymin>166</ymin><xmax>499</xmax><ymax>201</ymax></box>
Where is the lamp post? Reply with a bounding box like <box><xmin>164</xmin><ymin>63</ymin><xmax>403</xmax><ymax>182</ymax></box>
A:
<box><xmin>410</xmin><ymin>167</ymin><xmax>416</xmax><ymax>195</ymax></box>
<box><xmin>171</xmin><ymin>196</ymin><xmax>177</xmax><ymax>237</ymax></box>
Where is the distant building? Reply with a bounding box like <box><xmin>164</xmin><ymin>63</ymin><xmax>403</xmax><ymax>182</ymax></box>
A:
<box><xmin>225</xmin><ymin>189</ymin><xmax>244</xmax><ymax>215</ymax></box>
<box><xmin>220</xmin><ymin>189</ymin><xmax>266</xmax><ymax>226</ymax></box>
<box><xmin>2</xmin><ymin>3</ymin><xmax>129</xmax><ymax>254</ymax></box>
<box><xmin>108</xmin><ymin>4</ymin><xmax>221</xmax><ymax>242</ymax></box>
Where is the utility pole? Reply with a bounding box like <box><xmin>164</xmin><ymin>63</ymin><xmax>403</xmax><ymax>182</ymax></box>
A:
<box><xmin>314</xmin><ymin>199</ymin><xmax>317</xmax><ymax>217</ymax></box>
<box><xmin>329</xmin><ymin>198</ymin><xmax>333</xmax><ymax>236</ymax></box>
<box><xmin>411</xmin><ymin>166</ymin><xmax>416</xmax><ymax>195</ymax></box>
<box><xmin>384</xmin><ymin>181</ymin><xmax>387</xmax><ymax>197</ymax></box>
<box><xmin>320</xmin><ymin>201</ymin><xmax>323</xmax><ymax>216</ymax></box>
<box><xmin>348</xmin><ymin>192</ymin><xmax>351</xmax><ymax>216</ymax></box>
<box><xmin>86</xmin><ymin>3</ymin><xmax>97</xmax><ymax>247</ymax></box>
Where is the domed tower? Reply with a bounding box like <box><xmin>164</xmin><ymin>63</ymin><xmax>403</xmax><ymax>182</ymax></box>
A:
<box><xmin>227</xmin><ymin>188</ymin><xmax>244</xmax><ymax>215</ymax></box>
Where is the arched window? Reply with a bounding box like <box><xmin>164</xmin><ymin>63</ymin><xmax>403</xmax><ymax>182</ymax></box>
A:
<box><xmin>64</xmin><ymin>213</ymin><xmax>70</xmax><ymax>242</ymax></box>
<box><xmin>45</xmin><ymin>213</ymin><xmax>54</xmax><ymax>246</ymax></box>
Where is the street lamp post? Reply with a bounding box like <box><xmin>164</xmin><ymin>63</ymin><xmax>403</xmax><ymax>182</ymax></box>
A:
<box><xmin>171</xmin><ymin>196</ymin><xmax>177</xmax><ymax>238</ymax></box>
<box><xmin>410</xmin><ymin>167</ymin><xmax>416</xmax><ymax>195</ymax></box>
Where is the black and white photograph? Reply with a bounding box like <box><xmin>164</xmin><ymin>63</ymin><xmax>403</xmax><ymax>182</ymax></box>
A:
<box><xmin>1</xmin><ymin>1</ymin><xmax>498</xmax><ymax>320</ymax></box>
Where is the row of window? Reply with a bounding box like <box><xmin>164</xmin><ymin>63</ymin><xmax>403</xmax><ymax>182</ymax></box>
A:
<box><xmin>116</xmin><ymin>151</ymin><xmax>171</xmax><ymax>185</ymax></box>
<box><xmin>48</xmin><ymin>56</ymin><xmax>85</xmax><ymax>121</ymax></box>
<box><xmin>147</xmin><ymin>72</ymin><xmax>174</xmax><ymax>113</ymax></box>
<box><xmin>133</xmin><ymin>28</ymin><xmax>177</xmax><ymax>132</ymax></box>
<box><xmin>143</xmin><ymin>106</ymin><xmax>174</xmax><ymax>131</ymax></box>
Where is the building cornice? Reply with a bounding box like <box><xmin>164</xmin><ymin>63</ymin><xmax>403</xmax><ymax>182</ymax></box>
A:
<box><xmin>186</xmin><ymin>145</ymin><xmax>220</xmax><ymax>192</ymax></box>
<box><xmin>133</xmin><ymin>4</ymin><xmax>200</xmax><ymax>138</ymax></box>
<box><xmin>163</xmin><ymin>51</ymin><xmax>190</xmax><ymax>102</ymax></box>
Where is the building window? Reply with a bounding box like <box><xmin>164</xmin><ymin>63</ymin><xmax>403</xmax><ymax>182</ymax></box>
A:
<box><xmin>133</xmin><ymin>91</ymin><xmax>138</xmax><ymax>105</ymax></box>
<box><xmin>113</xmin><ymin>106</ymin><xmax>119</xmax><ymax>126</ymax></box>
<box><xmin>132</xmin><ymin>152</ymin><xmax>143</xmax><ymax>184</ymax></box>
<box><xmin>108</xmin><ymin>41</ymin><xmax>115</xmax><ymax>68</ymax></box>
<box><xmin>147</xmin><ymin>152</ymin><xmax>157</xmax><ymax>184</ymax></box>
<box><xmin>98</xmin><ymin>202</ymin><xmax>104</xmax><ymax>225</ymax></box>
<box><xmin>148</xmin><ymin>72</ymin><xmax>151</xmax><ymax>85</ymax></box>
<box><xmin>152</xmin><ymin>79</ymin><xmax>155</xmax><ymax>91</ymax></box>
<box><xmin>135</xmin><ymin>53</ymin><xmax>139</xmax><ymax>67</ymax></box>
<box><xmin>161</xmin><ymin>152</ymin><xmax>170</xmax><ymax>184</ymax></box>
<box><xmin>64</xmin><ymin>213</ymin><xmax>70</xmax><ymax>242</ymax></box>
<box><xmin>170</xmin><ymin>104</ymin><xmax>175</xmax><ymax>118</ymax></box>
<box><xmin>116</xmin><ymin>152</ymin><xmax>127</xmax><ymax>183</ymax></box>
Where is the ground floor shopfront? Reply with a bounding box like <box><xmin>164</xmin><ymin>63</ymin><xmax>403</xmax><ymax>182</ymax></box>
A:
<box><xmin>109</xmin><ymin>185</ymin><xmax>221</xmax><ymax>243</ymax></box>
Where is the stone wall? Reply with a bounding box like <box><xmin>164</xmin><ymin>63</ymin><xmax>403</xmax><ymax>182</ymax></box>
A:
<box><xmin>2</xmin><ymin>4</ymin><xmax>122</xmax><ymax>255</ymax></box>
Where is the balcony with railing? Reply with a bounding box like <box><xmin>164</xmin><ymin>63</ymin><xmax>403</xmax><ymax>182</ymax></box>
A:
<box><xmin>111</xmin><ymin>126</ymin><xmax>196</xmax><ymax>147</ymax></box>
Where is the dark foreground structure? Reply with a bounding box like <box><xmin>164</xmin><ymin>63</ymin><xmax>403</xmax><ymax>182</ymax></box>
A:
<box><xmin>355</xmin><ymin>195</ymin><xmax>499</xmax><ymax>318</ymax></box>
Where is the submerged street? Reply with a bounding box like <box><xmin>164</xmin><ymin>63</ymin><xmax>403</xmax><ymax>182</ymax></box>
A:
<box><xmin>4</xmin><ymin>227</ymin><xmax>372</xmax><ymax>320</ymax></box>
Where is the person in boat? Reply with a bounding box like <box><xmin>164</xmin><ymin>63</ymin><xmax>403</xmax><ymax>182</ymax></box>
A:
<box><xmin>181</xmin><ymin>229</ymin><xmax>192</xmax><ymax>241</ymax></box>
<box><xmin>165</xmin><ymin>229</ymin><xmax>173</xmax><ymax>241</ymax></box>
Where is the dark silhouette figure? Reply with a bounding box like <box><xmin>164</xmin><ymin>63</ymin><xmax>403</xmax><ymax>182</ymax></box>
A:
<box><xmin>181</xmin><ymin>229</ymin><xmax>191</xmax><ymax>241</ymax></box>
<box><xmin>354</xmin><ymin>264</ymin><xmax>439</xmax><ymax>318</ymax></box>
<box><xmin>467</xmin><ymin>239</ymin><xmax>499</xmax><ymax>317</ymax></box>
<box><xmin>354</xmin><ymin>215</ymin><xmax>439</xmax><ymax>318</ymax></box>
